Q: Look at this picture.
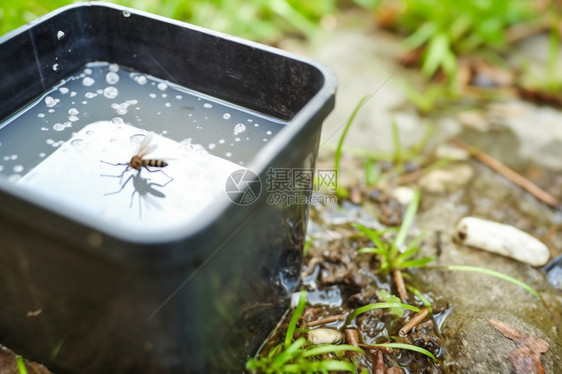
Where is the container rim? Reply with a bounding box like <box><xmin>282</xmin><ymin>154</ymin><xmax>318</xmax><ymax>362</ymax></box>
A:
<box><xmin>0</xmin><ymin>1</ymin><xmax>337</xmax><ymax>245</ymax></box>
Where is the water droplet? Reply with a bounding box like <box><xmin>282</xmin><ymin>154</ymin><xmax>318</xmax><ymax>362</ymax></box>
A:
<box><xmin>266</xmin><ymin>130</ymin><xmax>272</xmax><ymax>135</ymax></box>
<box><xmin>176</xmin><ymin>95</ymin><xmax>182</xmax><ymax>99</ymax></box>
<box><xmin>234</xmin><ymin>123</ymin><xmax>246</xmax><ymax>134</ymax></box>
<box><xmin>41</xmin><ymin>127</ymin><xmax>48</xmax><ymax>131</ymax></box>
<box><xmin>203</xmin><ymin>103</ymin><xmax>212</xmax><ymax>109</ymax></box>
<box><xmin>263</xmin><ymin>138</ymin><xmax>268</xmax><ymax>142</ymax></box>
<box><xmin>13</xmin><ymin>165</ymin><xmax>23</xmax><ymax>173</ymax></box>
<box><xmin>59</xmin><ymin>87</ymin><xmax>69</xmax><ymax>94</ymax></box>
<box><xmin>38</xmin><ymin>113</ymin><xmax>45</xmax><ymax>118</ymax></box>
<box><xmin>45</xmin><ymin>96</ymin><xmax>57</xmax><ymax>107</ymax></box>
<box><xmin>162</xmin><ymin>130</ymin><xmax>168</xmax><ymax>135</ymax></box>
<box><xmin>69</xmin><ymin>115</ymin><xmax>79</xmax><ymax>122</ymax></box>
<box><xmin>10</xmin><ymin>155</ymin><xmax>17</xmax><ymax>160</ymax></box>
<box><xmin>247</xmin><ymin>118</ymin><xmax>253</xmax><ymax>122</ymax></box>
<box><xmin>57</xmin><ymin>30</ymin><xmax>65</xmax><ymax>40</ymax></box>
<box><xmin>103</xmin><ymin>86</ymin><xmax>119</xmax><ymax>99</ymax></box>
<box><xmin>165</xmin><ymin>103</ymin><xmax>171</xmax><ymax>107</ymax></box>
<box><xmin>123</xmin><ymin>10</ymin><xmax>131</xmax><ymax>17</ymax></box>
<box><xmin>68</xmin><ymin>108</ymin><xmax>79</xmax><ymax>115</ymax></box>
<box><xmin>112</xmin><ymin>117</ymin><xmax>124</xmax><ymax>125</ymax></box>
<box><xmin>225</xmin><ymin>152</ymin><xmax>232</xmax><ymax>158</ymax></box>
<box><xmin>149</xmin><ymin>93</ymin><xmax>156</xmax><ymax>99</ymax></box>
<box><xmin>254</xmin><ymin>123</ymin><xmax>260</xmax><ymax>127</ymax></box>
<box><xmin>96</xmin><ymin>89</ymin><xmax>103</xmax><ymax>94</ymax></box>
<box><xmin>157</xmin><ymin>82</ymin><xmax>168</xmax><ymax>91</ymax></box>
<box><xmin>218</xmin><ymin>139</ymin><xmax>225</xmax><ymax>144</ymax></box>
<box><xmin>46</xmin><ymin>139</ymin><xmax>54</xmax><ymax>145</ymax></box>
<box><xmin>2</xmin><ymin>156</ymin><xmax>8</xmax><ymax>161</ymax></box>
<box><xmin>52</xmin><ymin>63</ymin><xmax>59</xmax><ymax>71</ymax></box>
<box><xmin>70</xmin><ymin>139</ymin><xmax>84</xmax><ymax>148</ymax></box>
<box><xmin>223</xmin><ymin>113</ymin><xmax>231</xmax><ymax>120</ymax></box>
<box><xmin>235</xmin><ymin>137</ymin><xmax>241</xmax><ymax>142</ymax></box>
<box><xmin>48</xmin><ymin>109</ymin><xmax>55</xmax><ymax>113</ymax></box>
<box><xmin>85</xmin><ymin>92</ymin><xmax>96</xmax><ymax>99</ymax></box>
<box><xmin>0</xmin><ymin>165</ymin><xmax>3</xmax><ymax>172</ymax></box>
<box><xmin>39</xmin><ymin>153</ymin><xmax>46</xmax><ymax>158</ymax></box>
<box><xmin>53</xmin><ymin>123</ymin><xmax>65</xmax><ymax>131</ymax></box>
<box><xmin>84</xmin><ymin>68</ymin><xmax>92</xmax><ymax>75</ymax></box>
<box><xmin>109</xmin><ymin>63</ymin><xmax>119</xmax><ymax>72</ymax></box>
<box><xmin>208</xmin><ymin>143</ymin><xmax>216</xmax><ymax>150</ymax></box>
<box><xmin>130</xmin><ymin>134</ymin><xmax>146</xmax><ymax>144</ymax></box>
<box><xmin>106</xmin><ymin>71</ymin><xmax>119</xmax><ymax>84</ymax></box>
<box><xmin>70</xmin><ymin>91</ymin><xmax>77</xmax><ymax>97</ymax></box>
<box><xmin>82</xmin><ymin>77</ymin><xmax>95</xmax><ymax>86</ymax></box>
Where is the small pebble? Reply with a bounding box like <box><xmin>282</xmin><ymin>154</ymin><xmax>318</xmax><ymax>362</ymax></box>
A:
<box><xmin>306</xmin><ymin>328</ymin><xmax>343</xmax><ymax>345</ymax></box>
<box><xmin>455</xmin><ymin>217</ymin><xmax>550</xmax><ymax>266</ymax></box>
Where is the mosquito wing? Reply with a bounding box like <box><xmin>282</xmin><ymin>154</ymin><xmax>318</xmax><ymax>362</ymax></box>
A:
<box><xmin>135</xmin><ymin>132</ymin><xmax>158</xmax><ymax>159</ymax></box>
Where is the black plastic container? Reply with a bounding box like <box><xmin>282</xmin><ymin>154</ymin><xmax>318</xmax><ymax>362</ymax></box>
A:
<box><xmin>0</xmin><ymin>3</ymin><xmax>335</xmax><ymax>373</ymax></box>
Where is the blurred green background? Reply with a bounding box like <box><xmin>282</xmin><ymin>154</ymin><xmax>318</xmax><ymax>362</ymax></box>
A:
<box><xmin>0</xmin><ymin>0</ymin><xmax>343</xmax><ymax>42</ymax></box>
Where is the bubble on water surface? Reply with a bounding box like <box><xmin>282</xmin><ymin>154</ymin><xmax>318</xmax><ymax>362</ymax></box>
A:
<box><xmin>109</xmin><ymin>63</ymin><xmax>119</xmax><ymax>72</ymax></box>
<box><xmin>112</xmin><ymin>117</ymin><xmax>124</xmax><ymax>125</ymax></box>
<box><xmin>38</xmin><ymin>113</ymin><xmax>45</xmax><ymax>118</ymax></box>
<box><xmin>165</xmin><ymin>103</ymin><xmax>171</xmax><ymax>107</ymax></box>
<box><xmin>53</xmin><ymin>63</ymin><xmax>59</xmax><ymax>71</ymax></box>
<box><xmin>59</xmin><ymin>87</ymin><xmax>69</xmax><ymax>94</ymax></box>
<box><xmin>208</xmin><ymin>143</ymin><xmax>216</xmax><ymax>150</ymax></box>
<box><xmin>203</xmin><ymin>103</ymin><xmax>212</xmax><ymax>109</ymax></box>
<box><xmin>82</xmin><ymin>77</ymin><xmax>95</xmax><ymax>87</ymax></box>
<box><xmin>176</xmin><ymin>95</ymin><xmax>182</xmax><ymax>100</ymax></box>
<box><xmin>123</xmin><ymin>10</ymin><xmax>131</xmax><ymax>17</ymax></box>
<box><xmin>39</xmin><ymin>153</ymin><xmax>46</xmax><ymax>158</ymax></box>
<box><xmin>133</xmin><ymin>75</ymin><xmax>147</xmax><ymax>85</ymax></box>
<box><xmin>45</xmin><ymin>96</ymin><xmax>58</xmax><ymax>107</ymax></box>
<box><xmin>84</xmin><ymin>68</ymin><xmax>92</xmax><ymax>75</ymax></box>
<box><xmin>53</xmin><ymin>123</ymin><xmax>65</xmax><ymax>131</ymax></box>
<box><xmin>13</xmin><ymin>165</ymin><xmax>24</xmax><ymax>173</ymax></box>
<box><xmin>103</xmin><ymin>86</ymin><xmax>119</xmax><ymax>99</ymax></box>
<box><xmin>157</xmin><ymin>82</ymin><xmax>168</xmax><ymax>91</ymax></box>
<box><xmin>223</xmin><ymin>113</ymin><xmax>231</xmax><ymax>120</ymax></box>
<box><xmin>233</xmin><ymin>123</ymin><xmax>246</xmax><ymax>134</ymax></box>
<box><xmin>68</xmin><ymin>108</ymin><xmax>79</xmax><ymax>115</ymax></box>
<box><xmin>149</xmin><ymin>93</ymin><xmax>156</xmax><ymax>99</ymax></box>
<box><xmin>85</xmin><ymin>92</ymin><xmax>96</xmax><ymax>99</ymax></box>
<box><xmin>266</xmin><ymin>130</ymin><xmax>272</xmax><ymax>135</ymax></box>
<box><xmin>57</xmin><ymin>30</ymin><xmax>65</xmax><ymax>40</ymax></box>
<box><xmin>225</xmin><ymin>152</ymin><xmax>232</xmax><ymax>158</ymax></box>
<box><xmin>106</xmin><ymin>72</ymin><xmax>119</xmax><ymax>84</ymax></box>
<box><xmin>69</xmin><ymin>116</ymin><xmax>79</xmax><ymax>122</ymax></box>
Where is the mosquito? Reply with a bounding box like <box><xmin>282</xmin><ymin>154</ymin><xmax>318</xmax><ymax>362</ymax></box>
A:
<box><xmin>101</xmin><ymin>132</ymin><xmax>172</xmax><ymax>181</ymax></box>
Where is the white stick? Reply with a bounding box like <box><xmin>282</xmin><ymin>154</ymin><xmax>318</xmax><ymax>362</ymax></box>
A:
<box><xmin>455</xmin><ymin>217</ymin><xmax>550</xmax><ymax>267</ymax></box>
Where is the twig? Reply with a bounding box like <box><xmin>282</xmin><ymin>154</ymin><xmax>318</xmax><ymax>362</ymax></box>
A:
<box><xmin>344</xmin><ymin>329</ymin><xmax>361</xmax><ymax>359</ymax></box>
<box><xmin>374</xmin><ymin>350</ymin><xmax>388</xmax><ymax>374</ymax></box>
<box><xmin>399</xmin><ymin>307</ymin><xmax>429</xmax><ymax>337</ymax></box>
<box><xmin>393</xmin><ymin>269</ymin><xmax>408</xmax><ymax>303</ymax></box>
<box><xmin>451</xmin><ymin>138</ymin><xmax>561</xmax><ymax>209</ymax></box>
<box><xmin>304</xmin><ymin>314</ymin><xmax>346</xmax><ymax>328</ymax></box>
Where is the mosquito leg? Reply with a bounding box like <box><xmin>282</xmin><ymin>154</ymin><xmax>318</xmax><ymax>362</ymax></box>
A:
<box><xmin>104</xmin><ymin>174</ymin><xmax>133</xmax><ymax>196</ymax></box>
<box><xmin>142</xmin><ymin>166</ymin><xmax>174</xmax><ymax>184</ymax></box>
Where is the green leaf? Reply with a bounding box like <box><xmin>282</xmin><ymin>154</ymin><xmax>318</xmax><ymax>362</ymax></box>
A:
<box><xmin>367</xmin><ymin>342</ymin><xmax>437</xmax><ymax>361</ymax></box>
<box><xmin>347</xmin><ymin>301</ymin><xmax>420</xmax><ymax>323</ymax></box>
<box><xmin>285</xmin><ymin>290</ymin><xmax>307</xmax><ymax>347</ymax></box>
<box><xmin>406</xmin><ymin>285</ymin><xmax>433</xmax><ymax>314</ymax></box>
<box><xmin>16</xmin><ymin>356</ymin><xmax>28</xmax><ymax>374</ymax></box>
<box><xmin>422</xmin><ymin>33</ymin><xmax>452</xmax><ymax>77</ymax></box>
<box><xmin>302</xmin><ymin>344</ymin><xmax>364</xmax><ymax>357</ymax></box>
<box><xmin>397</xmin><ymin>255</ymin><xmax>436</xmax><ymax>269</ymax></box>
<box><xmin>445</xmin><ymin>265</ymin><xmax>540</xmax><ymax>298</ymax></box>
<box><xmin>394</xmin><ymin>189</ymin><xmax>420</xmax><ymax>248</ymax></box>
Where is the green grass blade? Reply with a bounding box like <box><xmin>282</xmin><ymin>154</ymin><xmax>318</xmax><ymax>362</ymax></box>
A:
<box><xmin>347</xmin><ymin>302</ymin><xmax>420</xmax><ymax>323</ymax></box>
<box><xmin>16</xmin><ymin>356</ymin><xmax>29</xmax><ymax>374</ymax></box>
<box><xmin>367</xmin><ymin>343</ymin><xmax>437</xmax><ymax>361</ymax></box>
<box><xmin>352</xmin><ymin>223</ymin><xmax>387</xmax><ymax>253</ymax></box>
<box><xmin>406</xmin><ymin>285</ymin><xmax>433</xmax><ymax>314</ymax></box>
<box><xmin>283</xmin><ymin>360</ymin><xmax>357</xmax><ymax>373</ymax></box>
<box><xmin>397</xmin><ymin>256</ymin><xmax>436</xmax><ymax>269</ymax></box>
<box><xmin>357</xmin><ymin>247</ymin><xmax>387</xmax><ymax>256</ymax></box>
<box><xmin>394</xmin><ymin>189</ymin><xmax>420</xmax><ymax>248</ymax></box>
<box><xmin>391</xmin><ymin>120</ymin><xmax>403</xmax><ymax>164</ymax></box>
<box><xmin>285</xmin><ymin>290</ymin><xmax>307</xmax><ymax>348</ymax></box>
<box><xmin>271</xmin><ymin>337</ymin><xmax>307</xmax><ymax>370</ymax></box>
<box><xmin>445</xmin><ymin>265</ymin><xmax>540</xmax><ymax>298</ymax></box>
<box><xmin>303</xmin><ymin>344</ymin><xmax>364</xmax><ymax>358</ymax></box>
<box><xmin>334</xmin><ymin>94</ymin><xmax>371</xmax><ymax>175</ymax></box>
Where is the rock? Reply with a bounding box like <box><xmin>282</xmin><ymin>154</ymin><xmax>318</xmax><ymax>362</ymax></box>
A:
<box><xmin>543</xmin><ymin>254</ymin><xmax>562</xmax><ymax>291</ymax></box>
<box><xmin>455</xmin><ymin>217</ymin><xmax>550</xmax><ymax>266</ymax></box>
<box><xmin>434</xmin><ymin>143</ymin><xmax>470</xmax><ymax>161</ymax></box>
<box><xmin>391</xmin><ymin>186</ymin><xmax>416</xmax><ymax>206</ymax></box>
<box><xmin>419</xmin><ymin>164</ymin><xmax>473</xmax><ymax>193</ymax></box>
